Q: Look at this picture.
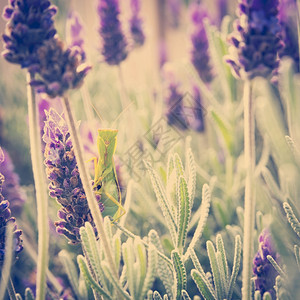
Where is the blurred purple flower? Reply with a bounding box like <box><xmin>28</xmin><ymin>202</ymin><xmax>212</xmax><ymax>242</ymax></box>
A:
<box><xmin>217</xmin><ymin>0</ymin><xmax>227</xmax><ymax>25</ymax></box>
<box><xmin>226</xmin><ymin>0</ymin><xmax>283</xmax><ymax>79</ymax></box>
<box><xmin>189</xmin><ymin>85</ymin><xmax>205</xmax><ymax>132</ymax></box>
<box><xmin>66</xmin><ymin>11</ymin><xmax>86</xmax><ymax>62</ymax></box>
<box><xmin>30</xmin><ymin>38</ymin><xmax>91</xmax><ymax>98</ymax></box>
<box><xmin>164</xmin><ymin>73</ymin><xmax>188</xmax><ymax>130</ymax></box>
<box><xmin>159</xmin><ymin>41</ymin><xmax>168</xmax><ymax>69</ymax></box>
<box><xmin>190</xmin><ymin>3</ymin><xmax>213</xmax><ymax>83</ymax></box>
<box><xmin>0</xmin><ymin>149</ymin><xmax>26</xmax><ymax>217</ymax></box>
<box><xmin>167</xmin><ymin>0</ymin><xmax>181</xmax><ymax>28</ymax></box>
<box><xmin>253</xmin><ymin>228</ymin><xmax>279</xmax><ymax>299</ymax></box>
<box><xmin>0</xmin><ymin>148</ymin><xmax>23</xmax><ymax>266</ymax></box>
<box><xmin>98</xmin><ymin>0</ymin><xmax>128</xmax><ymax>65</ymax></box>
<box><xmin>129</xmin><ymin>0</ymin><xmax>145</xmax><ymax>47</ymax></box>
<box><xmin>43</xmin><ymin>108</ymin><xmax>104</xmax><ymax>244</ymax></box>
<box><xmin>278</xmin><ymin>0</ymin><xmax>299</xmax><ymax>72</ymax></box>
<box><xmin>2</xmin><ymin>0</ymin><xmax>57</xmax><ymax>69</ymax></box>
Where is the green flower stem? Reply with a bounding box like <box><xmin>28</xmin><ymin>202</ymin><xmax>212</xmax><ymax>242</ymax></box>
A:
<box><xmin>62</xmin><ymin>96</ymin><xmax>118</xmax><ymax>279</ymax></box>
<box><xmin>27</xmin><ymin>72</ymin><xmax>49</xmax><ymax>300</ymax></box>
<box><xmin>242</xmin><ymin>80</ymin><xmax>256</xmax><ymax>300</ymax></box>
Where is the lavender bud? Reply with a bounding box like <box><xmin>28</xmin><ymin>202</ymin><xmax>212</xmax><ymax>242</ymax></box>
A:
<box><xmin>0</xmin><ymin>149</ymin><xmax>26</xmax><ymax>217</ymax></box>
<box><xmin>253</xmin><ymin>228</ymin><xmax>279</xmax><ymax>299</ymax></box>
<box><xmin>29</xmin><ymin>38</ymin><xmax>91</xmax><ymax>98</ymax></box>
<box><xmin>66</xmin><ymin>11</ymin><xmax>86</xmax><ymax>62</ymax></box>
<box><xmin>129</xmin><ymin>0</ymin><xmax>145</xmax><ymax>47</ymax></box>
<box><xmin>190</xmin><ymin>3</ymin><xmax>213</xmax><ymax>83</ymax></box>
<box><xmin>2</xmin><ymin>0</ymin><xmax>57</xmax><ymax>69</ymax></box>
<box><xmin>167</xmin><ymin>0</ymin><xmax>181</xmax><ymax>28</ymax></box>
<box><xmin>0</xmin><ymin>148</ymin><xmax>23</xmax><ymax>266</ymax></box>
<box><xmin>43</xmin><ymin>108</ymin><xmax>103</xmax><ymax>244</ymax></box>
<box><xmin>98</xmin><ymin>0</ymin><xmax>128</xmax><ymax>65</ymax></box>
<box><xmin>164</xmin><ymin>72</ymin><xmax>188</xmax><ymax>130</ymax></box>
<box><xmin>226</xmin><ymin>0</ymin><xmax>283</xmax><ymax>79</ymax></box>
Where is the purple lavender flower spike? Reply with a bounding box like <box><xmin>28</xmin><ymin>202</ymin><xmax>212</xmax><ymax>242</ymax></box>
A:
<box><xmin>43</xmin><ymin>108</ymin><xmax>104</xmax><ymax>244</ymax></box>
<box><xmin>278</xmin><ymin>0</ymin><xmax>299</xmax><ymax>72</ymax></box>
<box><xmin>190</xmin><ymin>3</ymin><xmax>213</xmax><ymax>83</ymax></box>
<box><xmin>189</xmin><ymin>85</ymin><xmax>205</xmax><ymax>132</ymax></box>
<box><xmin>0</xmin><ymin>147</ymin><xmax>23</xmax><ymax>266</ymax></box>
<box><xmin>164</xmin><ymin>72</ymin><xmax>188</xmax><ymax>130</ymax></box>
<box><xmin>98</xmin><ymin>0</ymin><xmax>128</xmax><ymax>65</ymax></box>
<box><xmin>129</xmin><ymin>0</ymin><xmax>145</xmax><ymax>47</ymax></box>
<box><xmin>253</xmin><ymin>228</ymin><xmax>280</xmax><ymax>299</ymax></box>
<box><xmin>2</xmin><ymin>0</ymin><xmax>57</xmax><ymax>69</ymax></box>
<box><xmin>226</xmin><ymin>0</ymin><xmax>283</xmax><ymax>80</ymax></box>
<box><xmin>167</xmin><ymin>0</ymin><xmax>181</xmax><ymax>28</ymax></box>
<box><xmin>29</xmin><ymin>38</ymin><xmax>91</xmax><ymax>98</ymax></box>
<box><xmin>0</xmin><ymin>149</ymin><xmax>27</xmax><ymax>217</ymax></box>
<box><xmin>66</xmin><ymin>11</ymin><xmax>86</xmax><ymax>62</ymax></box>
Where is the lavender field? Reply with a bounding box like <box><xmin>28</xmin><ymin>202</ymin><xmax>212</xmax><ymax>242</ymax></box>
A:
<box><xmin>0</xmin><ymin>0</ymin><xmax>299</xmax><ymax>299</ymax></box>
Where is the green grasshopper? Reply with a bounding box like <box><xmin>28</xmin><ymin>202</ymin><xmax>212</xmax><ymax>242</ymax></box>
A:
<box><xmin>90</xmin><ymin>129</ymin><xmax>125</xmax><ymax>221</ymax></box>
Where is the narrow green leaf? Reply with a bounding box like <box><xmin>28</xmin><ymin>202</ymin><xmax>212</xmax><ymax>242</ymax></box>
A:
<box><xmin>101</xmin><ymin>261</ymin><xmax>132</xmax><ymax>300</ymax></box>
<box><xmin>174</xmin><ymin>153</ymin><xmax>185</xmax><ymax>179</ymax></box>
<box><xmin>254</xmin><ymin>290</ymin><xmax>262</xmax><ymax>300</ymax></box>
<box><xmin>181</xmin><ymin>290</ymin><xmax>191</xmax><ymax>300</ymax></box>
<box><xmin>266</xmin><ymin>256</ymin><xmax>286</xmax><ymax>278</ymax></box>
<box><xmin>163</xmin><ymin>295</ymin><xmax>169</xmax><ymax>300</ymax></box>
<box><xmin>147</xmin><ymin>290</ymin><xmax>154</xmax><ymax>300</ymax></box>
<box><xmin>145</xmin><ymin>161</ymin><xmax>177</xmax><ymax>245</ymax></box>
<box><xmin>122</xmin><ymin>239</ymin><xmax>136</xmax><ymax>298</ymax></box>
<box><xmin>25</xmin><ymin>288</ymin><xmax>35</xmax><ymax>300</ymax></box>
<box><xmin>216</xmin><ymin>234</ymin><xmax>229</xmax><ymax>287</ymax></box>
<box><xmin>210</xmin><ymin>110</ymin><xmax>234</xmax><ymax>155</ymax></box>
<box><xmin>263</xmin><ymin>292</ymin><xmax>272</xmax><ymax>300</ymax></box>
<box><xmin>167</xmin><ymin>153</ymin><xmax>175</xmax><ymax>180</ymax></box>
<box><xmin>141</xmin><ymin>244</ymin><xmax>158</xmax><ymax>298</ymax></box>
<box><xmin>185</xmin><ymin>184</ymin><xmax>211</xmax><ymax>260</ymax></box>
<box><xmin>207</xmin><ymin>241</ymin><xmax>224</xmax><ymax>300</ymax></box>
<box><xmin>191</xmin><ymin>269</ymin><xmax>217</xmax><ymax>300</ymax></box>
<box><xmin>113</xmin><ymin>234</ymin><xmax>122</xmax><ymax>270</ymax></box>
<box><xmin>80</xmin><ymin>223</ymin><xmax>102</xmax><ymax>282</ymax></box>
<box><xmin>228</xmin><ymin>235</ymin><xmax>242</xmax><ymax>300</ymax></box>
<box><xmin>216</xmin><ymin>252</ymin><xmax>227</xmax><ymax>297</ymax></box>
<box><xmin>78</xmin><ymin>269</ymin><xmax>88</xmax><ymax>300</ymax></box>
<box><xmin>177</xmin><ymin>176</ymin><xmax>191</xmax><ymax>250</ymax></box>
<box><xmin>16</xmin><ymin>294</ymin><xmax>22</xmax><ymax>300</ymax></box>
<box><xmin>135</xmin><ymin>238</ymin><xmax>147</xmax><ymax>299</ymax></box>
<box><xmin>283</xmin><ymin>202</ymin><xmax>300</xmax><ymax>238</ymax></box>
<box><xmin>294</xmin><ymin>245</ymin><xmax>300</xmax><ymax>271</ymax></box>
<box><xmin>58</xmin><ymin>250</ymin><xmax>80</xmax><ymax>299</ymax></box>
<box><xmin>185</xmin><ymin>147</ymin><xmax>196</xmax><ymax>209</ymax></box>
<box><xmin>153</xmin><ymin>291</ymin><xmax>163</xmax><ymax>300</ymax></box>
<box><xmin>148</xmin><ymin>230</ymin><xmax>173</xmax><ymax>298</ymax></box>
<box><xmin>171</xmin><ymin>250</ymin><xmax>187</xmax><ymax>300</ymax></box>
<box><xmin>104</xmin><ymin>216</ymin><xmax>113</xmax><ymax>244</ymax></box>
<box><xmin>77</xmin><ymin>255</ymin><xmax>111</xmax><ymax>300</ymax></box>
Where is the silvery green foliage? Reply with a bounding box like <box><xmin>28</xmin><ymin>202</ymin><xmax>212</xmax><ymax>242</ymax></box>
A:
<box><xmin>191</xmin><ymin>234</ymin><xmax>241</xmax><ymax>300</ymax></box>
<box><xmin>77</xmin><ymin>220</ymin><xmax>158</xmax><ymax>300</ymax></box>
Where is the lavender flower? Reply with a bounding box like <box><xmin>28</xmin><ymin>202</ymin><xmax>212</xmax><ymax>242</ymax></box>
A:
<box><xmin>66</xmin><ymin>11</ymin><xmax>86</xmax><ymax>61</ymax></box>
<box><xmin>167</xmin><ymin>0</ymin><xmax>181</xmax><ymax>28</ymax></box>
<box><xmin>190</xmin><ymin>4</ymin><xmax>213</xmax><ymax>83</ymax></box>
<box><xmin>30</xmin><ymin>38</ymin><xmax>91</xmax><ymax>98</ymax></box>
<box><xmin>0</xmin><ymin>149</ymin><xmax>26</xmax><ymax>217</ymax></box>
<box><xmin>278</xmin><ymin>0</ymin><xmax>299</xmax><ymax>72</ymax></box>
<box><xmin>164</xmin><ymin>73</ymin><xmax>188</xmax><ymax>130</ymax></box>
<box><xmin>43</xmin><ymin>108</ymin><xmax>104</xmax><ymax>244</ymax></box>
<box><xmin>226</xmin><ymin>0</ymin><xmax>283</xmax><ymax>79</ymax></box>
<box><xmin>0</xmin><ymin>148</ymin><xmax>23</xmax><ymax>266</ymax></box>
<box><xmin>2</xmin><ymin>0</ymin><xmax>57</xmax><ymax>70</ymax></box>
<box><xmin>129</xmin><ymin>0</ymin><xmax>145</xmax><ymax>47</ymax></box>
<box><xmin>189</xmin><ymin>85</ymin><xmax>205</xmax><ymax>132</ymax></box>
<box><xmin>98</xmin><ymin>0</ymin><xmax>128</xmax><ymax>65</ymax></box>
<box><xmin>253</xmin><ymin>229</ymin><xmax>279</xmax><ymax>298</ymax></box>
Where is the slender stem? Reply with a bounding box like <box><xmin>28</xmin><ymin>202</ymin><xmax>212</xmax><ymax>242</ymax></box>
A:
<box><xmin>62</xmin><ymin>96</ymin><xmax>118</xmax><ymax>279</ymax></box>
<box><xmin>241</xmin><ymin>80</ymin><xmax>256</xmax><ymax>300</ymax></box>
<box><xmin>26</xmin><ymin>72</ymin><xmax>49</xmax><ymax>300</ymax></box>
<box><xmin>7</xmin><ymin>279</ymin><xmax>17</xmax><ymax>300</ymax></box>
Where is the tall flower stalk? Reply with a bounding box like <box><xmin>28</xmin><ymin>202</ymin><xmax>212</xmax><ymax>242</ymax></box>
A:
<box><xmin>226</xmin><ymin>1</ymin><xmax>282</xmax><ymax>298</ymax></box>
<box><xmin>2</xmin><ymin>1</ymin><xmax>58</xmax><ymax>298</ymax></box>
